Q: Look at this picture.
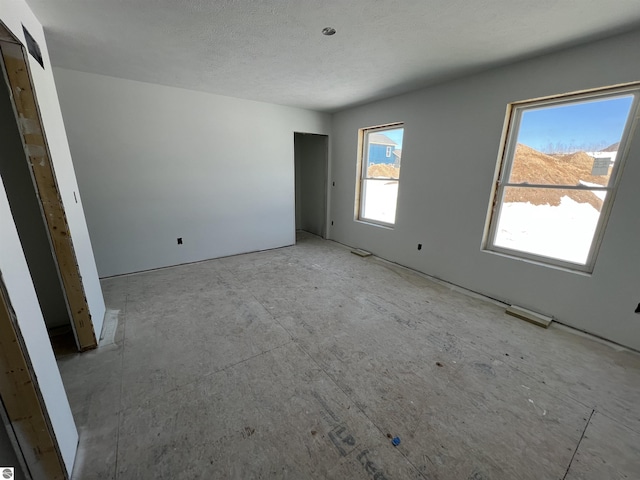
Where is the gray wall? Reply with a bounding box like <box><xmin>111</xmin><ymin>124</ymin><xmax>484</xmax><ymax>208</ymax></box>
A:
<box><xmin>329</xmin><ymin>29</ymin><xmax>640</xmax><ymax>350</ymax></box>
<box><xmin>295</xmin><ymin>133</ymin><xmax>328</xmax><ymax>237</ymax></box>
<box><xmin>0</xmin><ymin>69</ymin><xmax>69</xmax><ymax>329</ymax></box>
<box><xmin>54</xmin><ymin>68</ymin><xmax>331</xmax><ymax>277</ymax></box>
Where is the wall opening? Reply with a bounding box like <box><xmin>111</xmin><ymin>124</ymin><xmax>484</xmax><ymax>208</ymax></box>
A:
<box><xmin>0</xmin><ymin>29</ymin><xmax>96</xmax><ymax>351</ymax></box>
<box><xmin>0</xmin><ymin>59</ymin><xmax>76</xmax><ymax>353</ymax></box>
<box><xmin>294</xmin><ymin>133</ymin><xmax>329</xmax><ymax>239</ymax></box>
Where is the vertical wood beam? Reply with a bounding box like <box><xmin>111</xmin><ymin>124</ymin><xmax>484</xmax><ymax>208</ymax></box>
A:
<box><xmin>0</xmin><ymin>35</ymin><xmax>97</xmax><ymax>350</ymax></box>
<box><xmin>0</xmin><ymin>276</ymin><xmax>68</xmax><ymax>479</ymax></box>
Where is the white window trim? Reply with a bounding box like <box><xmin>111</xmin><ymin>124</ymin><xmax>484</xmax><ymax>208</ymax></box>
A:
<box><xmin>355</xmin><ymin>123</ymin><xmax>404</xmax><ymax>228</ymax></box>
<box><xmin>386</xmin><ymin>146</ymin><xmax>392</xmax><ymax>157</ymax></box>
<box><xmin>483</xmin><ymin>84</ymin><xmax>640</xmax><ymax>273</ymax></box>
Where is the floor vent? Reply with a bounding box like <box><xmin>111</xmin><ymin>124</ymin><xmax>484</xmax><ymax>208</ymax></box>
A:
<box><xmin>351</xmin><ymin>248</ymin><xmax>372</xmax><ymax>257</ymax></box>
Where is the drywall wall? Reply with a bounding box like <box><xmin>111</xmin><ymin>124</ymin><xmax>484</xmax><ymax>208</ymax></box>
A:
<box><xmin>294</xmin><ymin>133</ymin><xmax>328</xmax><ymax>237</ymax></box>
<box><xmin>330</xmin><ymin>28</ymin><xmax>640</xmax><ymax>350</ymax></box>
<box><xmin>0</xmin><ymin>175</ymin><xmax>78</xmax><ymax>475</ymax></box>
<box><xmin>0</xmin><ymin>71</ymin><xmax>70</xmax><ymax>329</ymax></box>
<box><xmin>54</xmin><ymin>68</ymin><xmax>331</xmax><ymax>277</ymax></box>
<box><xmin>0</xmin><ymin>0</ymin><xmax>105</xmax><ymax>337</ymax></box>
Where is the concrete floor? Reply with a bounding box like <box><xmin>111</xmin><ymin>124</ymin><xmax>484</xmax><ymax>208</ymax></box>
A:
<box><xmin>57</xmin><ymin>232</ymin><xmax>640</xmax><ymax>479</ymax></box>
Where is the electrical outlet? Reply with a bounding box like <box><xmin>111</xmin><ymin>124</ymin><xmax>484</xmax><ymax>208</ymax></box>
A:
<box><xmin>177</xmin><ymin>238</ymin><xmax>183</xmax><ymax>245</ymax></box>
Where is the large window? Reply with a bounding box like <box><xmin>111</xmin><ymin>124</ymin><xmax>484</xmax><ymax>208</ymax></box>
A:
<box><xmin>485</xmin><ymin>85</ymin><xmax>639</xmax><ymax>272</ymax></box>
<box><xmin>357</xmin><ymin>124</ymin><xmax>404</xmax><ymax>226</ymax></box>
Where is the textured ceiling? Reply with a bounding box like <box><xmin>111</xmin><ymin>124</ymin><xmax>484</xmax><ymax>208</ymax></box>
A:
<box><xmin>23</xmin><ymin>0</ymin><xmax>640</xmax><ymax>112</ymax></box>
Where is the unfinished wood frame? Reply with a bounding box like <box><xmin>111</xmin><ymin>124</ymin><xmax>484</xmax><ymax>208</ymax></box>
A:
<box><xmin>0</xmin><ymin>23</ymin><xmax>97</xmax><ymax>350</ymax></box>
<box><xmin>0</xmin><ymin>274</ymin><xmax>68</xmax><ymax>479</ymax></box>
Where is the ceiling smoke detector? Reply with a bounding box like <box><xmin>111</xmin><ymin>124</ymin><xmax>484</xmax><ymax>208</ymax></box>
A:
<box><xmin>322</xmin><ymin>27</ymin><xmax>336</xmax><ymax>36</ymax></box>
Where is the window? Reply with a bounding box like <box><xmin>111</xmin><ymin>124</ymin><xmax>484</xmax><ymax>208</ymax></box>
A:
<box><xmin>357</xmin><ymin>124</ymin><xmax>404</xmax><ymax>226</ymax></box>
<box><xmin>485</xmin><ymin>85</ymin><xmax>639</xmax><ymax>272</ymax></box>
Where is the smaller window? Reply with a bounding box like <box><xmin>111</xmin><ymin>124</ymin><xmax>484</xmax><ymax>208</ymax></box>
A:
<box><xmin>485</xmin><ymin>85</ymin><xmax>639</xmax><ymax>272</ymax></box>
<box><xmin>356</xmin><ymin>124</ymin><xmax>404</xmax><ymax>226</ymax></box>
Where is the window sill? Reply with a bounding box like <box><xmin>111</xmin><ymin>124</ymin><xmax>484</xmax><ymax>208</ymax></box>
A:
<box><xmin>354</xmin><ymin>219</ymin><xmax>395</xmax><ymax>230</ymax></box>
<box><xmin>481</xmin><ymin>248</ymin><xmax>593</xmax><ymax>276</ymax></box>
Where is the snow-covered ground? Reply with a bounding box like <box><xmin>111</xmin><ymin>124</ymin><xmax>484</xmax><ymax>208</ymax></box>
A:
<box><xmin>494</xmin><ymin>196</ymin><xmax>604</xmax><ymax>264</ymax></box>
<box><xmin>361</xmin><ymin>180</ymin><xmax>399</xmax><ymax>224</ymax></box>
<box><xmin>578</xmin><ymin>180</ymin><xmax>607</xmax><ymax>200</ymax></box>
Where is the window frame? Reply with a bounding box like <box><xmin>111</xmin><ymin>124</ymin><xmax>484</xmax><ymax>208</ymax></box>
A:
<box><xmin>356</xmin><ymin>123</ymin><xmax>404</xmax><ymax>228</ymax></box>
<box><xmin>484</xmin><ymin>84</ymin><xmax>640</xmax><ymax>273</ymax></box>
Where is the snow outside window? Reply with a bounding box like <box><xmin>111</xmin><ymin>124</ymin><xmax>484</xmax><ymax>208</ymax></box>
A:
<box><xmin>485</xmin><ymin>85</ymin><xmax>640</xmax><ymax>272</ymax></box>
<box><xmin>357</xmin><ymin>124</ymin><xmax>404</xmax><ymax>226</ymax></box>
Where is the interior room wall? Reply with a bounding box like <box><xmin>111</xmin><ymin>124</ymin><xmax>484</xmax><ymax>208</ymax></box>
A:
<box><xmin>329</xmin><ymin>29</ymin><xmax>640</xmax><ymax>350</ymax></box>
<box><xmin>54</xmin><ymin>68</ymin><xmax>331</xmax><ymax>277</ymax></box>
<box><xmin>0</xmin><ymin>72</ymin><xmax>70</xmax><ymax>329</ymax></box>
<box><xmin>1</xmin><ymin>0</ymin><xmax>106</xmax><ymax>338</ymax></box>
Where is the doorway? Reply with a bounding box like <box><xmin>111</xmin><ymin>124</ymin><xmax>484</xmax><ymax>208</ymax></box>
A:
<box><xmin>294</xmin><ymin>133</ymin><xmax>329</xmax><ymax>238</ymax></box>
<box><xmin>0</xmin><ymin>27</ymin><xmax>96</xmax><ymax>352</ymax></box>
<box><xmin>0</xmin><ymin>71</ymin><xmax>75</xmax><ymax>354</ymax></box>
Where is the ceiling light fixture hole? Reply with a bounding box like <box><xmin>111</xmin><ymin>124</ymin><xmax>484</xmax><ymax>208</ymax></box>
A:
<box><xmin>322</xmin><ymin>27</ymin><xmax>336</xmax><ymax>36</ymax></box>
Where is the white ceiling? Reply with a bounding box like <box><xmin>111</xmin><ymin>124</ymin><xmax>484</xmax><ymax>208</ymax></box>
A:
<box><xmin>24</xmin><ymin>0</ymin><xmax>640</xmax><ymax>112</ymax></box>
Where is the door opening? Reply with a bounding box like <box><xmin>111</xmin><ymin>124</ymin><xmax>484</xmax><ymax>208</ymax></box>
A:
<box><xmin>0</xmin><ymin>25</ymin><xmax>96</xmax><ymax>352</ymax></box>
<box><xmin>294</xmin><ymin>133</ymin><xmax>329</xmax><ymax>239</ymax></box>
<box><xmin>0</xmin><ymin>69</ymin><xmax>76</xmax><ymax>355</ymax></box>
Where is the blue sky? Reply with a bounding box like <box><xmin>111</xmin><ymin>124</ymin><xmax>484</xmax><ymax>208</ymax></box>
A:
<box><xmin>384</xmin><ymin>128</ymin><xmax>404</xmax><ymax>148</ymax></box>
<box><xmin>517</xmin><ymin>95</ymin><xmax>634</xmax><ymax>153</ymax></box>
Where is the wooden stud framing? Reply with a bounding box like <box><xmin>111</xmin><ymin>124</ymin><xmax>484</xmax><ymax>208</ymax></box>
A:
<box><xmin>0</xmin><ymin>275</ymin><xmax>68</xmax><ymax>479</ymax></box>
<box><xmin>0</xmin><ymin>25</ymin><xmax>97</xmax><ymax>350</ymax></box>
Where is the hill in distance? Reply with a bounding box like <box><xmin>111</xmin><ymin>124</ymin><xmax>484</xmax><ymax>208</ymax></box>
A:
<box><xmin>600</xmin><ymin>142</ymin><xmax>620</xmax><ymax>152</ymax></box>
<box><xmin>505</xmin><ymin>144</ymin><xmax>609</xmax><ymax>210</ymax></box>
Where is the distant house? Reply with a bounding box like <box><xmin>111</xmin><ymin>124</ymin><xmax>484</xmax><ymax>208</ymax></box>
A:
<box><xmin>587</xmin><ymin>142</ymin><xmax>619</xmax><ymax>166</ymax></box>
<box><xmin>586</xmin><ymin>150</ymin><xmax>618</xmax><ymax>163</ymax></box>
<box><xmin>368</xmin><ymin>133</ymin><xmax>397</xmax><ymax>165</ymax></box>
<box><xmin>392</xmin><ymin>149</ymin><xmax>402</xmax><ymax>169</ymax></box>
